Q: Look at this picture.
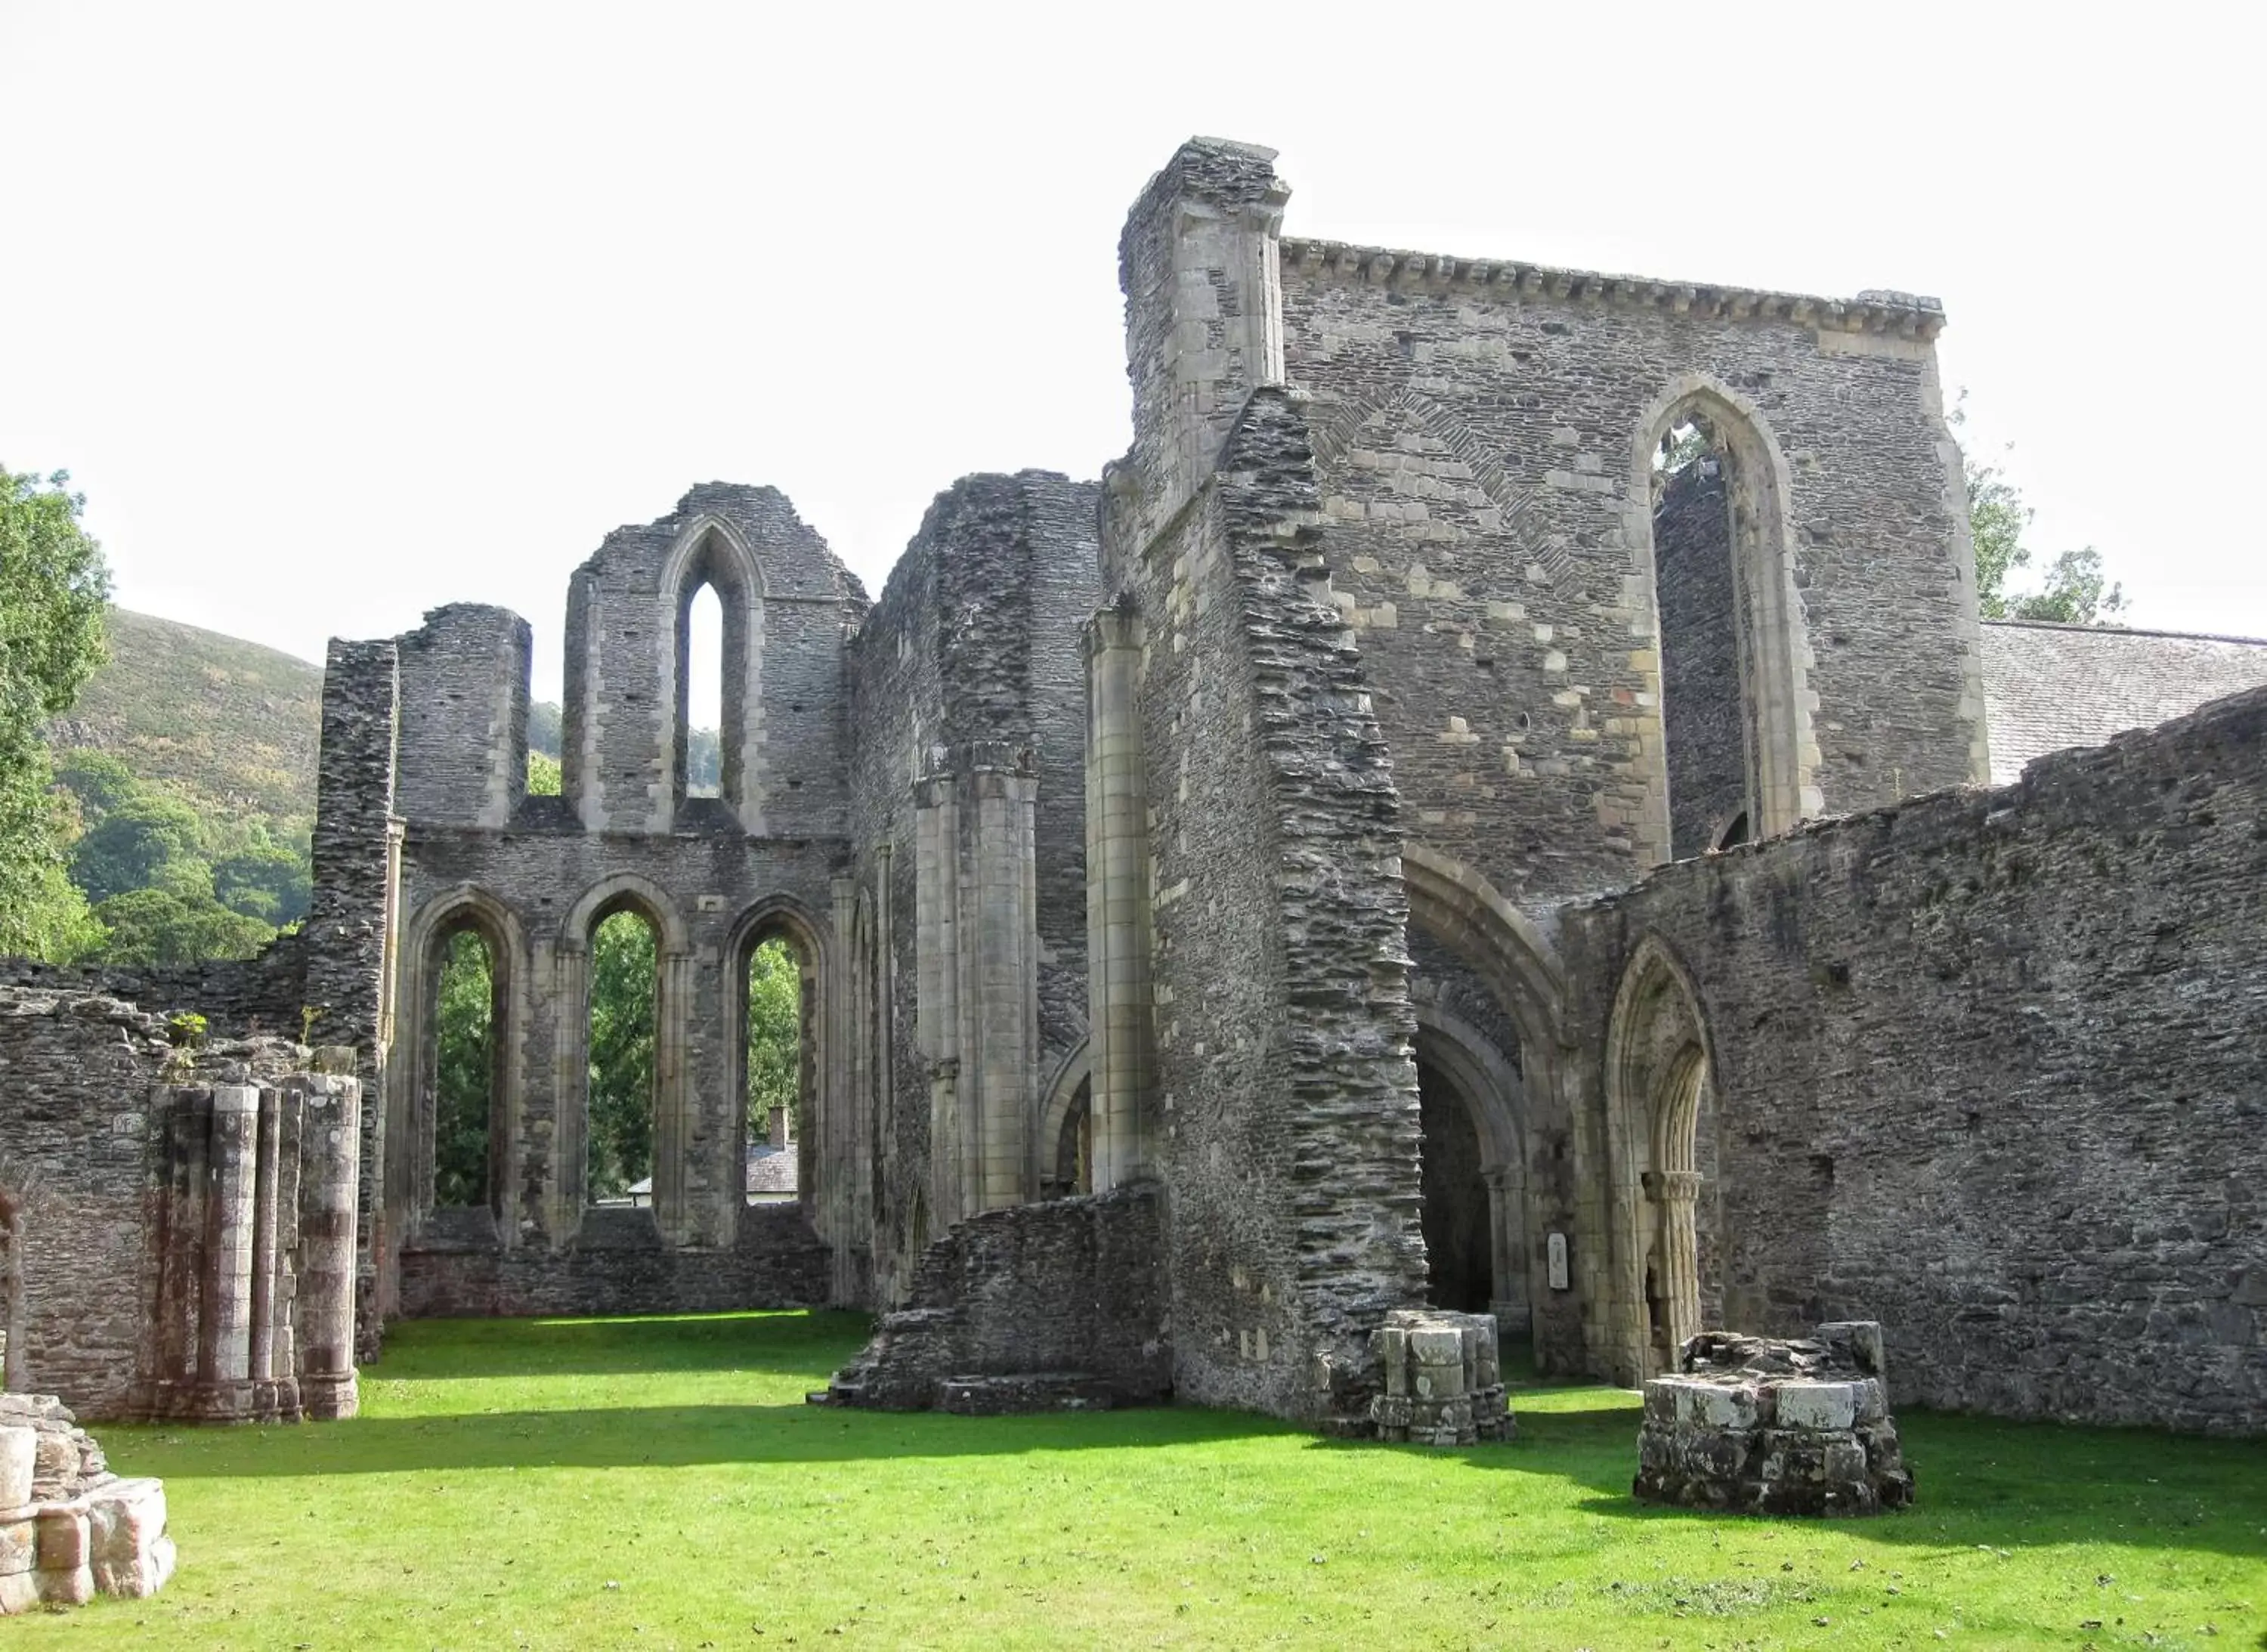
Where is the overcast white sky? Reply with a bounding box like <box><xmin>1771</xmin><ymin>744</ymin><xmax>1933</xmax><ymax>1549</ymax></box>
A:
<box><xmin>5</xmin><ymin>2</ymin><xmax>2261</xmax><ymax>702</ymax></box>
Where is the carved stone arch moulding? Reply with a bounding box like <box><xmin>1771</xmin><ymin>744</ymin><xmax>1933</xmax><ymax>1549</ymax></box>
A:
<box><xmin>1411</xmin><ymin>1003</ymin><xmax>1523</xmax><ymax>1173</ymax></box>
<box><xmin>1307</xmin><ymin>385</ymin><xmax>1573</xmax><ymax>592</ymax></box>
<box><xmin>560</xmin><ymin>871</ymin><xmax>694</xmax><ymax>956</ymax></box>
<box><xmin>1399</xmin><ymin>840</ymin><xmax>1569</xmax><ymax>1057</ymax></box>
<box><xmin>1035</xmin><ymin>1038</ymin><xmax>1093</xmax><ymax>1164</ymax></box>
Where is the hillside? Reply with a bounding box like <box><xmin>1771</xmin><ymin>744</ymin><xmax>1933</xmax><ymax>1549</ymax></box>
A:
<box><xmin>48</xmin><ymin>607</ymin><xmax>323</xmax><ymax>832</ymax></box>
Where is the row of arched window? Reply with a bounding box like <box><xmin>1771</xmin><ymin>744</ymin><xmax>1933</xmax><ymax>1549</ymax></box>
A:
<box><xmin>407</xmin><ymin>885</ymin><xmax>817</xmax><ymax>1216</ymax></box>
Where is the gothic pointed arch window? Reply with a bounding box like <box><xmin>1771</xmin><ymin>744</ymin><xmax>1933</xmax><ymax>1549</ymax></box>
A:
<box><xmin>1637</xmin><ymin>380</ymin><xmax>1820</xmax><ymax>861</ymax></box>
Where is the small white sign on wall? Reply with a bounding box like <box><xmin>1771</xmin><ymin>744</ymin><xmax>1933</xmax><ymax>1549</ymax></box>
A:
<box><xmin>1547</xmin><ymin>1231</ymin><xmax>1570</xmax><ymax>1292</ymax></box>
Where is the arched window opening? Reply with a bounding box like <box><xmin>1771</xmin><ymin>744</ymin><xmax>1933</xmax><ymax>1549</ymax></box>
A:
<box><xmin>431</xmin><ymin>926</ymin><xmax>499</xmax><ymax>1208</ymax></box>
<box><xmin>1417</xmin><ymin>1058</ymin><xmax>1492</xmax><ymax>1315</ymax></box>
<box><xmin>683</xmin><ymin>581</ymin><xmax>725</xmax><ymax>800</ymax></box>
<box><xmin>1641</xmin><ymin>387</ymin><xmax>1814</xmax><ymax>863</ymax></box>
<box><xmin>1653</xmin><ymin>413</ymin><xmax>1751</xmax><ymax>861</ymax></box>
<box><xmin>744</xmin><ymin>932</ymin><xmax>806</xmax><ymax>1205</ymax></box>
<box><xmin>1048</xmin><ymin>1078</ymin><xmax>1092</xmax><ymax>1199</ymax></box>
<box><xmin>587</xmin><ymin>906</ymin><xmax>660</xmax><ymax>1207</ymax></box>
<box><xmin>0</xmin><ymin>1186</ymin><xmax>23</xmax><ymax>1391</ymax></box>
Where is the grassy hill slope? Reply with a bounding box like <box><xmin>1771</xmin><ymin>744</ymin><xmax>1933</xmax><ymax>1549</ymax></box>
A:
<box><xmin>48</xmin><ymin>607</ymin><xmax>323</xmax><ymax>832</ymax></box>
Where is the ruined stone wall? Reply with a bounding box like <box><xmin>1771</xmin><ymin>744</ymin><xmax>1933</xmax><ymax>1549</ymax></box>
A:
<box><xmin>302</xmin><ymin>639</ymin><xmax>399</xmax><ymax>1357</ymax></box>
<box><xmin>825</xmin><ymin>1184</ymin><xmax>1171</xmax><ymax>1409</ymax></box>
<box><xmin>558</xmin><ymin>484</ymin><xmax>864</xmax><ymax>838</ymax></box>
<box><xmin>843</xmin><ymin>472</ymin><xmax>1099</xmax><ymax>1295</ymax></box>
<box><xmin>397</xmin><ymin>1202</ymin><xmax>827</xmax><ymax>1318</ymax></box>
<box><xmin>0</xmin><ymin>936</ymin><xmax>305</xmax><ymax>1042</ymax></box>
<box><xmin>0</xmin><ymin>990</ymin><xmax>360</xmax><ymax>1422</ymax></box>
<box><xmin>1109</xmin><ymin>386</ymin><xmax>1427</xmax><ymax>1422</ymax></box>
<box><xmin>1654</xmin><ymin>461</ymin><xmax>1748</xmax><ymax>858</ymax></box>
<box><xmin>1279</xmin><ymin>236</ymin><xmax>1984</xmax><ymax>910</ymax></box>
<box><xmin>394</xmin><ymin>604</ymin><xmax>530</xmax><ymax>829</ymax></box>
<box><xmin>0</xmin><ymin>994</ymin><xmax>165</xmax><ymax>1415</ymax></box>
<box><xmin>389</xmin><ymin>825</ymin><xmax>843</xmax><ymax>1306</ymax></box>
<box><xmin>1563</xmin><ymin>685</ymin><xmax>2267</xmax><ymax>1434</ymax></box>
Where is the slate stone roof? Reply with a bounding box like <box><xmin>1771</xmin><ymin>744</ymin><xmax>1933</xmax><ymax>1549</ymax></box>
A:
<box><xmin>1981</xmin><ymin>620</ymin><xmax>2267</xmax><ymax>785</ymax></box>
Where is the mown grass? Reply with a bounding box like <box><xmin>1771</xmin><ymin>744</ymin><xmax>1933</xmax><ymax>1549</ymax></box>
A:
<box><xmin>13</xmin><ymin>1312</ymin><xmax>2263</xmax><ymax>1650</ymax></box>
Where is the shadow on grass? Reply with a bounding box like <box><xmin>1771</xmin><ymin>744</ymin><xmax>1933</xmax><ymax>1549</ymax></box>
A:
<box><xmin>1433</xmin><ymin>1391</ymin><xmax>2267</xmax><ymax>1561</ymax></box>
<box><xmin>368</xmin><ymin>1309</ymin><xmax>877</xmax><ymax>1380</ymax></box>
<box><xmin>126</xmin><ymin>1401</ymin><xmax>1291</xmax><ymax>1477</ymax></box>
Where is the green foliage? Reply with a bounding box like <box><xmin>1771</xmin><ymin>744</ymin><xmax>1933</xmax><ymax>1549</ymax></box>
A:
<box><xmin>58</xmin><ymin>1313</ymin><xmax>2267</xmax><ymax>1650</ymax></box>
<box><xmin>212</xmin><ymin>826</ymin><xmax>312</xmax><ymax>924</ymax></box>
<box><xmin>69</xmin><ymin>790</ymin><xmax>208</xmax><ymax>902</ymax></box>
<box><xmin>433</xmin><ymin>930</ymin><xmax>495</xmax><ymax>1208</ymax></box>
<box><xmin>746</xmin><ymin>937</ymin><xmax>801</xmax><ymax>1140</ymax></box>
<box><xmin>526</xmin><ymin>749</ymin><xmax>561</xmax><ymax>797</ymax></box>
<box><xmin>2008</xmin><ymin>546</ymin><xmax>2127</xmax><ymax>626</ymax></box>
<box><xmin>586</xmin><ymin>910</ymin><xmax>657</xmax><ymax>1199</ymax></box>
<box><xmin>1955</xmin><ymin>397</ymin><xmax>2129</xmax><ymax>626</ymax></box>
<box><xmin>0</xmin><ymin>468</ymin><xmax>111</xmax><ymax>960</ymax></box>
<box><xmin>91</xmin><ymin>886</ymin><xmax>274</xmax><ymax>966</ymax></box>
<box><xmin>165</xmin><ymin>1011</ymin><xmax>209</xmax><ymax>1049</ymax></box>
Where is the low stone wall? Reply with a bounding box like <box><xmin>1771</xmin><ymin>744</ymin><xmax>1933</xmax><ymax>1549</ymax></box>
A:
<box><xmin>824</xmin><ymin>1183</ymin><xmax>1171</xmax><ymax>1410</ymax></box>
<box><xmin>1568</xmin><ymin>685</ymin><xmax>2267</xmax><ymax>1434</ymax></box>
<box><xmin>0</xmin><ymin>930</ymin><xmax>306</xmax><ymax>1042</ymax></box>
<box><xmin>396</xmin><ymin>1203</ymin><xmax>830</xmax><ymax>1319</ymax></box>
<box><xmin>0</xmin><ymin>1393</ymin><xmax>173</xmax><ymax>1613</ymax></box>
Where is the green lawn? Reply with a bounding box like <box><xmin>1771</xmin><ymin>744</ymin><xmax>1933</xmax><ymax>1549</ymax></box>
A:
<box><xmin>13</xmin><ymin>1312</ymin><xmax>2263</xmax><ymax>1650</ymax></box>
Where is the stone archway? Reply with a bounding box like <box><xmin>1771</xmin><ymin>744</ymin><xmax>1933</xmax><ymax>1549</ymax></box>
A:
<box><xmin>1412</xmin><ymin>1007</ymin><xmax>1529</xmax><ymax>1332</ymax></box>
<box><xmin>1603</xmin><ymin>933</ymin><xmax>1717</xmax><ymax>1382</ymax></box>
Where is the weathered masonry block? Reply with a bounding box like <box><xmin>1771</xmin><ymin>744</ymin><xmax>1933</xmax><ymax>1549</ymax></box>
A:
<box><xmin>1635</xmin><ymin>1323</ymin><xmax>1913</xmax><ymax>1516</ymax></box>
<box><xmin>1368</xmin><ymin>1308</ymin><xmax>1513</xmax><ymax>1446</ymax></box>
<box><xmin>0</xmin><ymin>1394</ymin><xmax>174</xmax><ymax>1614</ymax></box>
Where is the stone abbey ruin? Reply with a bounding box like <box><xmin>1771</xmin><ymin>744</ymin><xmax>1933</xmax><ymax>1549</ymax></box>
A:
<box><xmin>2</xmin><ymin>138</ymin><xmax>2262</xmax><ymax>1451</ymax></box>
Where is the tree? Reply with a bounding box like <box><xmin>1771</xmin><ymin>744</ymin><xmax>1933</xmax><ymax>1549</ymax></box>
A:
<box><xmin>91</xmin><ymin>886</ymin><xmax>274</xmax><ymax>966</ymax></box>
<box><xmin>1956</xmin><ymin>400</ymin><xmax>2129</xmax><ymax>625</ymax></box>
<box><xmin>586</xmin><ymin>910</ymin><xmax>657</xmax><ymax>1199</ymax></box>
<box><xmin>69</xmin><ymin>792</ymin><xmax>208</xmax><ymax>902</ymax></box>
<box><xmin>0</xmin><ymin>469</ymin><xmax>110</xmax><ymax>958</ymax></box>
<box><xmin>527</xmin><ymin>750</ymin><xmax>561</xmax><ymax>796</ymax></box>
<box><xmin>212</xmin><ymin>827</ymin><xmax>312</xmax><ymax>924</ymax></box>
<box><xmin>746</xmin><ymin>937</ymin><xmax>800</xmax><ymax>1141</ymax></box>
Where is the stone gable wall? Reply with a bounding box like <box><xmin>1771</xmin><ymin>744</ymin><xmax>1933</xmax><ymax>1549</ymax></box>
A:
<box><xmin>1563</xmin><ymin>685</ymin><xmax>2267</xmax><ymax>1434</ymax></box>
<box><xmin>1281</xmin><ymin>246</ymin><xmax>1985</xmax><ymax>911</ymax></box>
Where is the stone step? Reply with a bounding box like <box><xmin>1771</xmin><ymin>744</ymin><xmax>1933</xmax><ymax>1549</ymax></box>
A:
<box><xmin>936</xmin><ymin>1372</ymin><xmax>1115</xmax><ymax>1415</ymax></box>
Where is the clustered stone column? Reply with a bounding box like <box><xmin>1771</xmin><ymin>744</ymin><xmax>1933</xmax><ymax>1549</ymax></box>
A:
<box><xmin>1635</xmin><ymin>1321</ymin><xmax>1914</xmax><ymax>1515</ymax></box>
<box><xmin>1368</xmin><ymin>1310</ymin><xmax>1514</xmax><ymax>1445</ymax></box>
<box><xmin>0</xmin><ymin>1394</ymin><xmax>172</xmax><ymax>1614</ymax></box>
<box><xmin>134</xmin><ymin>1062</ymin><xmax>363</xmax><ymax>1424</ymax></box>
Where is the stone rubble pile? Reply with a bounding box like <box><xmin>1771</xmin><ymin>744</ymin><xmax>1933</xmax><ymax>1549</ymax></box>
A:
<box><xmin>0</xmin><ymin>1393</ymin><xmax>173</xmax><ymax>1613</ymax></box>
<box><xmin>1369</xmin><ymin>1309</ymin><xmax>1514</xmax><ymax>1445</ymax></box>
<box><xmin>1634</xmin><ymin>1320</ymin><xmax>1914</xmax><ymax>1515</ymax></box>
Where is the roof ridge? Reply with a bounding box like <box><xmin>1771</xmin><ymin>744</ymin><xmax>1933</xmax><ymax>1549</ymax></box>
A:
<box><xmin>1983</xmin><ymin>618</ymin><xmax>2267</xmax><ymax>648</ymax></box>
